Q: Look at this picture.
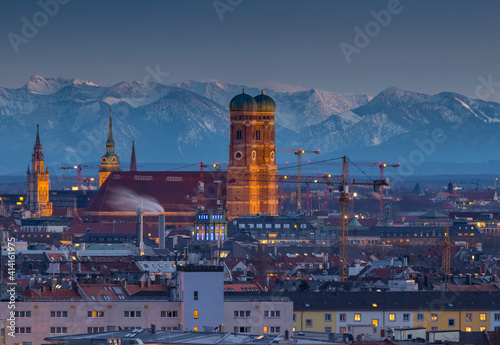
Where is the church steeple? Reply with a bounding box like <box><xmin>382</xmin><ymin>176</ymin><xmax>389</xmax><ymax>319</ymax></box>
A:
<box><xmin>32</xmin><ymin>124</ymin><xmax>44</xmax><ymax>162</ymax></box>
<box><xmin>106</xmin><ymin>110</ymin><xmax>115</xmax><ymax>154</ymax></box>
<box><xmin>130</xmin><ymin>139</ymin><xmax>137</xmax><ymax>172</ymax></box>
<box><xmin>99</xmin><ymin>108</ymin><xmax>121</xmax><ymax>187</ymax></box>
<box><xmin>26</xmin><ymin>125</ymin><xmax>52</xmax><ymax>217</ymax></box>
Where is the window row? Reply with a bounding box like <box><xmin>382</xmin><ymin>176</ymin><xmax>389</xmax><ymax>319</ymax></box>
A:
<box><xmin>264</xmin><ymin>310</ymin><xmax>280</xmax><ymax>318</ymax></box>
<box><xmin>124</xmin><ymin>311</ymin><xmax>141</xmax><ymax>318</ymax></box>
<box><xmin>234</xmin><ymin>310</ymin><xmax>251</xmax><ymax>318</ymax></box>
<box><xmin>264</xmin><ymin>326</ymin><xmax>280</xmax><ymax>333</ymax></box>
<box><xmin>51</xmin><ymin>327</ymin><xmax>67</xmax><ymax>334</ymax></box>
<box><xmin>234</xmin><ymin>326</ymin><xmax>251</xmax><ymax>333</ymax></box>
<box><xmin>14</xmin><ymin>311</ymin><xmax>31</xmax><ymax>318</ymax></box>
<box><xmin>86</xmin><ymin>310</ymin><xmax>180</xmax><ymax>318</ymax></box>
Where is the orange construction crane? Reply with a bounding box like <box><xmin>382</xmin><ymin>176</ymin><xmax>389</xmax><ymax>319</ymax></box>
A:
<box><xmin>277</xmin><ymin>148</ymin><xmax>320</xmax><ymax>212</ymax></box>
<box><xmin>335</xmin><ymin>156</ymin><xmax>391</xmax><ymax>282</ymax></box>
<box><xmin>308</xmin><ymin>160</ymin><xmax>400</xmax><ymax>215</ymax></box>
<box><xmin>280</xmin><ymin>157</ymin><xmax>390</xmax><ymax>282</ymax></box>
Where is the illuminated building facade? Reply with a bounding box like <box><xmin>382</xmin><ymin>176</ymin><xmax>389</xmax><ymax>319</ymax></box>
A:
<box><xmin>99</xmin><ymin>110</ymin><xmax>120</xmax><ymax>187</ymax></box>
<box><xmin>226</xmin><ymin>90</ymin><xmax>278</xmax><ymax>219</ymax></box>
<box><xmin>194</xmin><ymin>209</ymin><xmax>228</xmax><ymax>241</ymax></box>
<box><xmin>26</xmin><ymin>125</ymin><xmax>52</xmax><ymax>217</ymax></box>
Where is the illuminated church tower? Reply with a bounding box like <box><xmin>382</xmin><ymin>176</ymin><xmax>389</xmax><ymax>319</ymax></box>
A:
<box><xmin>226</xmin><ymin>90</ymin><xmax>278</xmax><ymax>219</ymax></box>
<box><xmin>26</xmin><ymin>125</ymin><xmax>52</xmax><ymax>217</ymax></box>
<box><xmin>99</xmin><ymin>110</ymin><xmax>120</xmax><ymax>187</ymax></box>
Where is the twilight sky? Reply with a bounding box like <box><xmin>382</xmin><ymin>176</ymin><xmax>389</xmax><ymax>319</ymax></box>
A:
<box><xmin>1</xmin><ymin>0</ymin><xmax>500</xmax><ymax>99</ymax></box>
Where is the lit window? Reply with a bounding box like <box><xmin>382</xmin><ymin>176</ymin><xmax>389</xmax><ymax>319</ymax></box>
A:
<box><xmin>431</xmin><ymin>327</ymin><xmax>438</xmax><ymax>332</ymax></box>
<box><xmin>480</xmin><ymin>327</ymin><xmax>486</xmax><ymax>332</ymax></box>
<box><xmin>88</xmin><ymin>311</ymin><xmax>104</xmax><ymax>318</ymax></box>
<box><xmin>372</xmin><ymin>319</ymin><xmax>378</xmax><ymax>327</ymax></box>
<box><xmin>354</xmin><ymin>314</ymin><xmax>361</xmax><ymax>322</ymax></box>
<box><xmin>264</xmin><ymin>326</ymin><xmax>268</xmax><ymax>333</ymax></box>
<box><xmin>305</xmin><ymin>319</ymin><xmax>313</xmax><ymax>328</ymax></box>
<box><xmin>194</xmin><ymin>327</ymin><xmax>198</xmax><ymax>332</ymax></box>
<box><xmin>389</xmin><ymin>314</ymin><xmax>396</xmax><ymax>322</ymax></box>
<box><xmin>340</xmin><ymin>327</ymin><xmax>346</xmax><ymax>333</ymax></box>
<box><xmin>466</xmin><ymin>327</ymin><xmax>472</xmax><ymax>332</ymax></box>
<box><xmin>431</xmin><ymin>313</ymin><xmax>438</xmax><ymax>322</ymax></box>
<box><xmin>339</xmin><ymin>313</ymin><xmax>346</xmax><ymax>322</ymax></box>
<box><xmin>480</xmin><ymin>313</ymin><xmax>487</xmax><ymax>321</ymax></box>
<box><xmin>465</xmin><ymin>313</ymin><xmax>472</xmax><ymax>322</ymax></box>
<box><xmin>194</xmin><ymin>310</ymin><xmax>198</xmax><ymax>319</ymax></box>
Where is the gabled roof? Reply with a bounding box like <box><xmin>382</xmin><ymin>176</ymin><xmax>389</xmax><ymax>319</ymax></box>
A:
<box><xmin>85</xmin><ymin>170</ymin><xmax>227</xmax><ymax>214</ymax></box>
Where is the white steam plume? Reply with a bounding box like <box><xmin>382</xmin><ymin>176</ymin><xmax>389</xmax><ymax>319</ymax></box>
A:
<box><xmin>108</xmin><ymin>187</ymin><xmax>164</xmax><ymax>213</ymax></box>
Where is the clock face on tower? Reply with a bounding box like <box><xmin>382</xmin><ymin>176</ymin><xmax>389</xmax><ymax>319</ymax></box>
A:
<box><xmin>251</xmin><ymin>150</ymin><xmax>256</xmax><ymax>160</ymax></box>
<box><xmin>270</xmin><ymin>151</ymin><xmax>275</xmax><ymax>161</ymax></box>
<box><xmin>101</xmin><ymin>157</ymin><xmax>106</xmax><ymax>163</ymax></box>
<box><xmin>234</xmin><ymin>151</ymin><xmax>243</xmax><ymax>160</ymax></box>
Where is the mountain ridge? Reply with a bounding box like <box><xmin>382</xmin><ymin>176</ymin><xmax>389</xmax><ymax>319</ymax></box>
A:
<box><xmin>1</xmin><ymin>76</ymin><xmax>500</xmax><ymax>176</ymax></box>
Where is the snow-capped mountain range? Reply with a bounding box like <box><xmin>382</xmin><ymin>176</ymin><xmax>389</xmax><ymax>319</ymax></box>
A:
<box><xmin>1</xmin><ymin>75</ymin><xmax>500</xmax><ymax>175</ymax></box>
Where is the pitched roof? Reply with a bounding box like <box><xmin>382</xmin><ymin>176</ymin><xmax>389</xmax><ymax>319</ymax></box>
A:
<box><xmin>85</xmin><ymin>170</ymin><xmax>227</xmax><ymax>213</ymax></box>
<box><xmin>23</xmin><ymin>287</ymin><xmax>82</xmax><ymax>300</ymax></box>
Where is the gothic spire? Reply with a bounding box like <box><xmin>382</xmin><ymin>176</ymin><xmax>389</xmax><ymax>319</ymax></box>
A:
<box><xmin>35</xmin><ymin>124</ymin><xmax>41</xmax><ymax>148</ymax></box>
<box><xmin>130</xmin><ymin>139</ymin><xmax>137</xmax><ymax>172</ymax></box>
<box><xmin>32</xmin><ymin>124</ymin><xmax>44</xmax><ymax>161</ymax></box>
<box><xmin>107</xmin><ymin>109</ymin><xmax>114</xmax><ymax>144</ymax></box>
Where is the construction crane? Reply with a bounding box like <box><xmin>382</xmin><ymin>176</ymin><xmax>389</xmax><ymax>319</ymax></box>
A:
<box><xmin>442</xmin><ymin>226</ymin><xmax>481</xmax><ymax>280</ymax></box>
<box><xmin>357</xmin><ymin>162</ymin><xmax>400</xmax><ymax>215</ymax></box>
<box><xmin>310</xmin><ymin>161</ymin><xmax>400</xmax><ymax>215</ymax></box>
<box><xmin>280</xmin><ymin>157</ymin><xmax>389</xmax><ymax>282</ymax></box>
<box><xmin>58</xmin><ymin>176</ymin><xmax>96</xmax><ymax>190</ymax></box>
<box><xmin>277</xmin><ymin>148</ymin><xmax>320</xmax><ymax>212</ymax></box>
<box><xmin>60</xmin><ymin>165</ymin><xmax>100</xmax><ymax>190</ymax></box>
<box><xmin>335</xmin><ymin>156</ymin><xmax>391</xmax><ymax>282</ymax></box>
<box><xmin>279</xmin><ymin>172</ymin><xmax>338</xmax><ymax>213</ymax></box>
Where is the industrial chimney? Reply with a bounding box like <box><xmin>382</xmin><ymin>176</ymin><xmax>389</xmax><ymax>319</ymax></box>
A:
<box><xmin>136</xmin><ymin>203</ymin><xmax>145</xmax><ymax>255</ymax></box>
<box><xmin>159</xmin><ymin>213</ymin><xmax>165</xmax><ymax>249</ymax></box>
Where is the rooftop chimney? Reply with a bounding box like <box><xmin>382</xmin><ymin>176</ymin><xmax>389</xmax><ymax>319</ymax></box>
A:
<box><xmin>136</xmin><ymin>203</ymin><xmax>144</xmax><ymax>255</ymax></box>
<box><xmin>159</xmin><ymin>214</ymin><xmax>165</xmax><ymax>249</ymax></box>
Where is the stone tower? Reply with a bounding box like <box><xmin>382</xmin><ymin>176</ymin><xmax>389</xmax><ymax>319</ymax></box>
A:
<box><xmin>99</xmin><ymin>110</ymin><xmax>120</xmax><ymax>187</ymax></box>
<box><xmin>226</xmin><ymin>90</ymin><xmax>278</xmax><ymax>219</ymax></box>
<box><xmin>26</xmin><ymin>125</ymin><xmax>52</xmax><ymax>217</ymax></box>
